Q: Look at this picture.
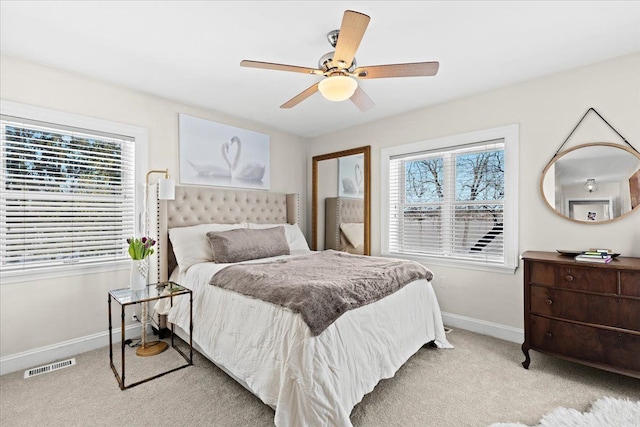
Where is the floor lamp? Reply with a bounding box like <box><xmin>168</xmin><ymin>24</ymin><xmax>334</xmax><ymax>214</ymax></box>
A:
<box><xmin>136</xmin><ymin>168</ymin><xmax>175</xmax><ymax>357</ymax></box>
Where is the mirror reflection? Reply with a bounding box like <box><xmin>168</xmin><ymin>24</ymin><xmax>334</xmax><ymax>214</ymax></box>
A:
<box><xmin>541</xmin><ymin>143</ymin><xmax>640</xmax><ymax>222</ymax></box>
<box><xmin>313</xmin><ymin>147</ymin><xmax>370</xmax><ymax>254</ymax></box>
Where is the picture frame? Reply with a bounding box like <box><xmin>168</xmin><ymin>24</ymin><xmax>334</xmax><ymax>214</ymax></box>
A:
<box><xmin>338</xmin><ymin>154</ymin><xmax>364</xmax><ymax>198</ymax></box>
<box><xmin>178</xmin><ymin>114</ymin><xmax>270</xmax><ymax>190</ymax></box>
<box><xmin>567</xmin><ymin>198</ymin><xmax>612</xmax><ymax>222</ymax></box>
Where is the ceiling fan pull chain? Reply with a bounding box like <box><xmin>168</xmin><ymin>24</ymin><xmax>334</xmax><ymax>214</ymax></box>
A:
<box><xmin>551</xmin><ymin>107</ymin><xmax>638</xmax><ymax>161</ymax></box>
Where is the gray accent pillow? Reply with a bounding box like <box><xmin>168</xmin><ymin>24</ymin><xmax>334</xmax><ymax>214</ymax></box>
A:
<box><xmin>207</xmin><ymin>226</ymin><xmax>290</xmax><ymax>263</ymax></box>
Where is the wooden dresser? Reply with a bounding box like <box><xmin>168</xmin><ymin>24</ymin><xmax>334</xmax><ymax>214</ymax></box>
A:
<box><xmin>521</xmin><ymin>251</ymin><xmax>640</xmax><ymax>379</ymax></box>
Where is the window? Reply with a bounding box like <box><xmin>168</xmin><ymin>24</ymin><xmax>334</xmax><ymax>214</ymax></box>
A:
<box><xmin>0</xmin><ymin>101</ymin><xmax>147</xmax><ymax>281</ymax></box>
<box><xmin>382</xmin><ymin>125</ymin><xmax>519</xmax><ymax>273</ymax></box>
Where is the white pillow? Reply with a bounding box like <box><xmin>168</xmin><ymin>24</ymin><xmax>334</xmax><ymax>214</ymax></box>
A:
<box><xmin>245</xmin><ymin>223</ymin><xmax>310</xmax><ymax>251</ymax></box>
<box><xmin>340</xmin><ymin>223</ymin><xmax>364</xmax><ymax>248</ymax></box>
<box><xmin>169</xmin><ymin>223</ymin><xmax>245</xmax><ymax>271</ymax></box>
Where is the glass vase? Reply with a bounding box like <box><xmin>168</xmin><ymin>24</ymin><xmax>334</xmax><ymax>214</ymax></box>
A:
<box><xmin>129</xmin><ymin>259</ymin><xmax>148</xmax><ymax>291</ymax></box>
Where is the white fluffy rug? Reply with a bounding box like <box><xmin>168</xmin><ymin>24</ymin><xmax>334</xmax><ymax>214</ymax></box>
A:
<box><xmin>492</xmin><ymin>397</ymin><xmax>640</xmax><ymax>427</ymax></box>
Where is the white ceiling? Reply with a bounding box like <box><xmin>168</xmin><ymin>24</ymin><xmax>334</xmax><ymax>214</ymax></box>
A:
<box><xmin>1</xmin><ymin>1</ymin><xmax>640</xmax><ymax>138</ymax></box>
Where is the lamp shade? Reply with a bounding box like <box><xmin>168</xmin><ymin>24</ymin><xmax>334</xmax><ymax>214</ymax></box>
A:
<box><xmin>158</xmin><ymin>177</ymin><xmax>175</xmax><ymax>200</ymax></box>
<box><xmin>318</xmin><ymin>76</ymin><xmax>358</xmax><ymax>102</ymax></box>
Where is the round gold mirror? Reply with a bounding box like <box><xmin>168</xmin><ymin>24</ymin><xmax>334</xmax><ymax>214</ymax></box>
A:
<box><xmin>541</xmin><ymin>142</ymin><xmax>640</xmax><ymax>223</ymax></box>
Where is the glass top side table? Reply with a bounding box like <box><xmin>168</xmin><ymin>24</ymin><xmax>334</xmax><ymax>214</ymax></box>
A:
<box><xmin>108</xmin><ymin>281</ymin><xmax>193</xmax><ymax>390</ymax></box>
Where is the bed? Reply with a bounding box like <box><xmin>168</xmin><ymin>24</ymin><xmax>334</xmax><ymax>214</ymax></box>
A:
<box><xmin>150</xmin><ymin>186</ymin><xmax>451</xmax><ymax>427</ymax></box>
<box><xmin>325</xmin><ymin>197</ymin><xmax>365</xmax><ymax>254</ymax></box>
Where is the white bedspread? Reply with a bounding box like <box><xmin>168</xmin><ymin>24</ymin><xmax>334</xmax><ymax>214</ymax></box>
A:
<box><xmin>167</xmin><ymin>252</ymin><xmax>452</xmax><ymax>427</ymax></box>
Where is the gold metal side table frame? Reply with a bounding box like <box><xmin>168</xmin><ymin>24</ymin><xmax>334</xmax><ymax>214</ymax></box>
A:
<box><xmin>108</xmin><ymin>282</ymin><xmax>193</xmax><ymax>390</ymax></box>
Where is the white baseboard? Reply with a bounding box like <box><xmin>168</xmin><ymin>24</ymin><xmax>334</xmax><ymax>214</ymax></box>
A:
<box><xmin>441</xmin><ymin>311</ymin><xmax>524</xmax><ymax>344</ymax></box>
<box><xmin>2</xmin><ymin>313</ymin><xmax>522</xmax><ymax>376</ymax></box>
<box><xmin>0</xmin><ymin>324</ymin><xmax>142</xmax><ymax>376</ymax></box>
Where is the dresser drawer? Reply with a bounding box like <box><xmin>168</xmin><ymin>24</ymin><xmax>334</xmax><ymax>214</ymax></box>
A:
<box><xmin>530</xmin><ymin>315</ymin><xmax>640</xmax><ymax>372</ymax></box>
<box><xmin>530</xmin><ymin>285</ymin><xmax>640</xmax><ymax>331</ymax></box>
<box><xmin>529</xmin><ymin>261</ymin><xmax>616</xmax><ymax>293</ymax></box>
<box><xmin>621</xmin><ymin>271</ymin><xmax>640</xmax><ymax>297</ymax></box>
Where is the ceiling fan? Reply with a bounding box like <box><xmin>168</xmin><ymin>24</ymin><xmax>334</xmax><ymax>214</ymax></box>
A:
<box><xmin>240</xmin><ymin>10</ymin><xmax>439</xmax><ymax>111</ymax></box>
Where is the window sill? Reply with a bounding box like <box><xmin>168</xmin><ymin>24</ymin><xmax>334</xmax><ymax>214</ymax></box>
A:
<box><xmin>0</xmin><ymin>260</ymin><xmax>131</xmax><ymax>285</ymax></box>
<box><xmin>382</xmin><ymin>251</ymin><xmax>519</xmax><ymax>275</ymax></box>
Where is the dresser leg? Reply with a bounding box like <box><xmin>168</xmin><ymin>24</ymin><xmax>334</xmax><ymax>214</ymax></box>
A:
<box><xmin>521</xmin><ymin>343</ymin><xmax>530</xmax><ymax>369</ymax></box>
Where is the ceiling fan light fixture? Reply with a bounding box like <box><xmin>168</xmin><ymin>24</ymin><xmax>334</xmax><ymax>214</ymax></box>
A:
<box><xmin>318</xmin><ymin>75</ymin><xmax>358</xmax><ymax>102</ymax></box>
<box><xmin>242</xmin><ymin>10</ymin><xmax>436</xmax><ymax>110</ymax></box>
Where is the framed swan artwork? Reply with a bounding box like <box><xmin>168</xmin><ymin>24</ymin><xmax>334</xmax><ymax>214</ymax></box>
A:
<box><xmin>338</xmin><ymin>153</ymin><xmax>364</xmax><ymax>198</ymax></box>
<box><xmin>178</xmin><ymin>114</ymin><xmax>270</xmax><ymax>190</ymax></box>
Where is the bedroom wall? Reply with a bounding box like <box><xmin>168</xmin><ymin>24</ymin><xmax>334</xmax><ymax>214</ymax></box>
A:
<box><xmin>307</xmin><ymin>52</ymin><xmax>640</xmax><ymax>339</ymax></box>
<box><xmin>0</xmin><ymin>55</ymin><xmax>307</xmax><ymax>366</ymax></box>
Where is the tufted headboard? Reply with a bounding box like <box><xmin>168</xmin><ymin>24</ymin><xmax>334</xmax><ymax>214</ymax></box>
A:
<box><xmin>324</xmin><ymin>197</ymin><xmax>364</xmax><ymax>253</ymax></box>
<box><xmin>150</xmin><ymin>185</ymin><xmax>299</xmax><ymax>281</ymax></box>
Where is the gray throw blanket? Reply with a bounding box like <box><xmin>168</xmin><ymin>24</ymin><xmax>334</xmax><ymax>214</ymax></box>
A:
<box><xmin>209</xmin><ymin>250</ymin><xmax>433</xmax><ymax>336</ymax></box>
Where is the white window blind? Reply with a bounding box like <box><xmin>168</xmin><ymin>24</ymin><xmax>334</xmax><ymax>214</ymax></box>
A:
<box><xmin>388</xmin><ymin>140</ymin><xmax>505</xmax><ymax>265</ymax></box>
<box><xmin>0</xmin><ymin>115</ymin><xmax>135</xmax><ymax>272</ymax></box>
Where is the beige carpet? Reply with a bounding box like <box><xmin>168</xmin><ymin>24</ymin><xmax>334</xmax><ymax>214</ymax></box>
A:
<box><xmin>1</xmin><ymin>328</ymin><xmax>638</xmax><ymax>426</ymax></box>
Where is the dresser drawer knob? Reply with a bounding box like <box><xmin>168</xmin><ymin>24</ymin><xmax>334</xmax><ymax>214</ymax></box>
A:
<box><xmin>564</xmin><ymin>274</ymin><xmax>574</xmax><ymax>282</ymax></box>
<box><xmin>545</xmin><ymin>332</ymin><xmax>553</xmax><ymax>338</ymax></box>
<box><xmin>544</xmin><ymin>298</ymin><xmax>553</xmax><ymax>306</ymax></box>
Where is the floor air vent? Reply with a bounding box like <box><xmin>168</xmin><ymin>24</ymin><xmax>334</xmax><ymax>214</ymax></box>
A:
<box><xmin>24</xmin><ymin>358</ymin><xmax>76</xmax><ymax>379</ymax></box>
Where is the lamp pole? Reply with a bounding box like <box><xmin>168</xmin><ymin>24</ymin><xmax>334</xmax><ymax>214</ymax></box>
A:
<box><xmin>136</xmin><ymin>169</ymin><xmax>175</xmax><ymax>357</ymax></box>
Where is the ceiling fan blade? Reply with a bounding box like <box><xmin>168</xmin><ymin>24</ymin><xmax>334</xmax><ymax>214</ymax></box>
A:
<box><xmin>350</xmin><ymin>86</ymin><xmax>375</xmax><ymax>112</ymax></box>
<box><xmin>241</xmin><ymin>60</ymin><xmax>320</xmax><ymax>75</ymax></box>
<box><xmin>354</xmin><ymin>62</ymin><xmax>439</xmax><ymax>79</ymax></box>
<box><xmin>280</xmin><ymin>83</ymin><xmax>320</xmax><ymax>109</ymax></box>
<box><xmin>333</xmin><ymin>10</ymin><xmax>370</xmax><ymax>69</ymax></box>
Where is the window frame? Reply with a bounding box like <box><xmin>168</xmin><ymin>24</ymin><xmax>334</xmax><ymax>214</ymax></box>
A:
<box><xmin>381</xmin><ymin>124</ymin><xmax>519</xmax><ymax>274</ymax></box>
<box><xmin>0</xmin><ymin>100</ymin><xmax>148</xmax><ymax>284</ymax></box>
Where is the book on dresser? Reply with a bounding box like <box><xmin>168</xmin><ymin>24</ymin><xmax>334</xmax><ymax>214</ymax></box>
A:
<box><xmin>521</xmin><ymin>251</ymin><xmax>640</xmax><ymax>379</ymax></box>
<box><xmin>574</xmin><ymin>253</ymin><xmax>612</xmax><ymax>263</ymax></box>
